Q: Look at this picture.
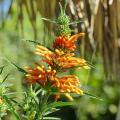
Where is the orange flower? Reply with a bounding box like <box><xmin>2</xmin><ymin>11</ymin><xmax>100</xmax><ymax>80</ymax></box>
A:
<box><xmin>25</xmin><ymin>63</ymin><xmax>83</xmax><ymax>101</ymax></box>
<box><xmin>35</xmin><ymin>45</ymin><xmax>89</xmax><ymax>70</ymax></box>
<box><xmin>26</xmin><ymin>33</ymin><xmax>88</xmax><ymax>101</ymax></box>
<box><xmin>56</xmin><ymin>55</ymin><xmax>89</xmax><ymax>69</ymax></box>
<box><xmin>36</xmin><ymin>45</ymin><xmax>65</xmax><ymax>60</ymax></box>
<box><xmin>26</xmin><ymin>64</ymin><xmax>56</xmax><ymax>86</ymax></box>
<box><xmin>35</xmin><ymin>45</ymin><xmax>54</xmax><ymax>60</ymax></box>
<box><xmin>26</xmin><ymin>64</ymin><xmax>84</xmax><ymax>101</ymax></box>
<box><xmin>35</xmin><ymin>45</ymin><xmax>60</xmax><ymax>68</ymax></box>
<box><xmin>53</xmin><ymin>33</ymin><xmax>84</xmax><ymax>51</ymax></box>
<box><xmin>52</xmin><ymin>75</ymin><xmax>83</xmax><ymax>101</ymax></box>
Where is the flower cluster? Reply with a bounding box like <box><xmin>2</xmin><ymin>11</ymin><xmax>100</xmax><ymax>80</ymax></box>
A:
<box><xmin>25</xmin><ymin>4</ymin><xmax>90</xmax><ymax>101</ymax></box>
<box><xmin>26</xmin><ymin>32</ymin><xmax>89</xmax><ymax>101</ymax></box>
<box><xmin>53</xmin><ymin>33</ymin><xmax>84</xmax><ymax>51</ymax></box>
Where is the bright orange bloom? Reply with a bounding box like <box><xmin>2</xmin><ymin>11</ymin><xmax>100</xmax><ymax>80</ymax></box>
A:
<box><xmin>35</xmin><ymin>45</ymin><xmax>62</xmax><ymax>68</ymax></box>
<box><xmin>35</xmin><ymin>45</ymin><xmax>54</xmax><ymax>60</ymax></box>
<box><xmin>57</xmin><ymin>55</ymin><xmax>89</xmax><ymax>69</ymax></box>
<box><xmin>35</xmin><ymin>45</ymin><xmax>89</xmax><ymax>70</ymax></box>
<box><xmin>26</xmin><ymin>64</ymin><xmax>56</xmax><ymax>86</ymax></box>
<box><xmin>53</xmin><ymin>33</ymin><xmax>84</xmax><ymax>51</ymax></box>
<box><xmin>26</xmin><ymin>65</ymin><xmax>83</xmax><ymax>101</ymax></box>
<box><xmin>25</xmin><ymin>32</ymin><xmax>88</xmax><ymax>101</ymax></box>
<box><xmin>52</xmin><ymin>75</ymin><xmax>83</xmax><ymax>101</ymax></box>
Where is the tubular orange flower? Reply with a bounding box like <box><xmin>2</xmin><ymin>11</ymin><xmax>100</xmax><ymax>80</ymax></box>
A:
<box><xmin>25</xmin><ymin>63</ymin><xmax>83</xmax><ymax>101</ymax></box>
<box><xmin>26</xmin><ymin>64</ymin><xmax>56</xmax><ymax>86</ymax></box>
<box><xmin>36</xmin><ymin>45</ymin><xmax>65</xmax><ymax>60</ymax></box>
<box><xmin>35</xmin><ymin>45</ymin><xmax>61</xmax><ymax>68</ymax></box>
<box><xmin>35</xmin><ymin>45</ymin><xmax>54</xmax><ymax>60</ymax></box>
<box><xmin>52</xmin><ymin>75</ymin><xmax>83</xmax><ymax>101</ymax></box>
<box><xmin>35</xmin><ymin>45</ymin><xmax>89</xmax><ymax>70</ymax></box>
<box><xmin>57</xmin><ymin>55</ymin><xmax>89</xmax><ymax>69</ymax></box>
<box><xmin>53</xmin><ymin>33</ymin><xmax>84</xmax><ymax>51</ymax></box>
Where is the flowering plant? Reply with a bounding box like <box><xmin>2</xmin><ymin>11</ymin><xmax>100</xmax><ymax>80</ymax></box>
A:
<box><xmin>0</xmin><ymin>3</ymin><xmax>94</xmax><ymax>120</ymax></box>
<box><xmin>22</xmin><ymin>3</ymin><xmax>90</xmax><ymax>119</ymax></box>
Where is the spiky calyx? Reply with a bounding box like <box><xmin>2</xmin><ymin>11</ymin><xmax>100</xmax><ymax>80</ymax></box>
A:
<box><xmin>56</xmin><ymin>25</ymin><xmax>71</xmax><ymax>36</ymax></box>
<box><xmin>57</xmin><ymin>14</ymin><xmax>70</xmax><ymax>25</ymax></box>
<box><xmin>56</xmin><ymin>3</ymin><xmax>71</xmax><ymax>37</ymax></box>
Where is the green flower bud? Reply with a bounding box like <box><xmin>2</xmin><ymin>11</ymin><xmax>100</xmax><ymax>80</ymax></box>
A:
<box><xmin>57</xmin><ymin>14</ymin><xmax>70</xmax><ymax>25</ymax></box>
<box><xmin>56</xmin><ymin>25</ymin><xmax>71</xmax><ymax>36</ymax></box>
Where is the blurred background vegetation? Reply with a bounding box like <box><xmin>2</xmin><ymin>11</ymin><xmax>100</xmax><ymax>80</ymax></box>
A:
<box><xmin>0</xmin><ymin>0</ymin><xmax>120</xmax><ymax>120</ymax></box>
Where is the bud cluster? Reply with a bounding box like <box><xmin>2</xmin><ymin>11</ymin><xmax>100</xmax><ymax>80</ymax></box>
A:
<box><xmin>56</xmin><ymin>8</ymin><xmax>71</xmax><ymax>36</ymax></box>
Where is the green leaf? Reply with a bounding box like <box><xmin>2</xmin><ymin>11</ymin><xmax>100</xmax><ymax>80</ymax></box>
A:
<box><xmin>84</xmin><ymin>92</ymin><xmax>103</xmax><ymax>101</ymax></box>
<box><xmin>10</xmin><ymin>62</ymin><xmax>27</xmax><ymax>74</ymax></box>
<box><xmin>46</xmin><ymin>101</ymin><xmax>75</xmax><ymax>111</ymax></box>
<box><xmin>26</xmin><ymin>40</ymin><xmax>41</xmax><ymax>45</ymax></box>
<box><xmin>69</xmin><ymin>20</ymin><xmax>84</xmax><ymax>25</ymax></box>
<box><xmin>43</xmin><ymin>117</ymin><xmax>61</xmax><ymax>120</ymax></box>
<box><xmin>3</xmin><ymin>96</ymin><xmax>21</xmax><ymax>120</ymax></box>
<box><xmin>86</xmin><ymin>62</ymin><xmax>96</xmax><ymax>69</ymax></box>
<box><xmin>4</xmin><ymin>92</ymin><xmax>25</xmax><ymax>95</ymax></box>
<box><xmin>3</xmin><ymin>58</ymin><xmax>27</xmax><ymax>74</ymax></box>
<box><xmin>59</xmin><ymin>2</ymin><xmax>63</xmax><ymax>15</ymax></box>
<box><xmin>10</xmin><ymin>99</ymin><xmax>23</xmax><ymax>108</ymax></box>
<box><xmin>41</xmin><ymin>18</ymin><xmax>56</xmax><ymax>24</ymax></box>
<box><xmin>44</xmin><ymin>109</ymin><xmax>60</xmax><ymax>116</ymax></box>
<box><xmin>0</xmin><ymin>65</ymin><xmax>7</xmax><ymax>74</ymax></box>
<box><xmin>1</xmin><ymin>73</ymin><xmax>10</xmax><ymax>84</ymax></box>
